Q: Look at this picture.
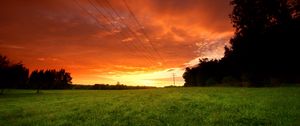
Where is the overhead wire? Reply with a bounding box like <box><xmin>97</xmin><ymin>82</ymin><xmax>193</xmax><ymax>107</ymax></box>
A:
<box><xmin>87</xmin><ymin>0</ymin><xmax>158</xmax><ymax>65</ymax></box>
<box><xmin>73</xmin><ymin>0</ymin><xmax>155</xmax><ymax>66</ymax></box>
<box><xmin>122</xmin><ymin>0</ymin><xmax>166</xmax><ymax>63</ymax></box>
<box><xmin>95</xmin><ymin>0</ymin><xmax>160</xmax><ymax>63</ymax></box>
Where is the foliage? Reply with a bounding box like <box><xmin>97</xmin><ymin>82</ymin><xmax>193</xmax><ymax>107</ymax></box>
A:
<box><xmin>183</xmin><ymin>0</ymin><xmax>300</xmax><ymax>87</ymax></box>
<box><xmin>0</xmin><ymin>55</ymin><xmax>29</xmax><ymax>94</ymax></box>
<box><xmin>0</xmin><ymin>54</ymin><xmax>72</xmax><ymax>93</ymax></box>
<box><xmin>29</xmin><ymin>69</ymin><xmax>72</xmax><ymax>91</ymax></box>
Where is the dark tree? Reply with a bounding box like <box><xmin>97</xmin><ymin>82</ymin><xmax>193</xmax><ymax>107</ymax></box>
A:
<box><xmin>28</xmin><ymin>69</ymin><xmax>72</xmax><ymax>92</ymax></box>
<box><xmin>29</xmin><ymin>70</ymin><xmax>43</xmax><ymax>93</ymax></box>
<box><xmin>0</xmin><ymin>55</ymin><xmax>10</xmax><ymax>94</ymax></box>
<box><xmin>0</xmin><ymin>55</ymin><xmax>29</xmax><ymax>93</ymax></box>
<box><xmin>183</xmin><ymin>67</ymin><xmax>193</xmax><ymax>86</ymax></box>
<box><xmin>225</xmin><ymin>0</ymin><xmax>300</xmax><ymax>85</ymax></box>
<box><xmin>183</xmin><ymin>0</ymin><xmax>300</xmax><ymax>87</ymax></box>
<box><xmin>59</xmin><ymin>69</ymin><xmax>72</xmax><ymax>88</ymax></box>
<box><xmin>7</xmin><ymin>63</ymin><xmax>29</xmax><ymax>88</ymax></box>
<box><xmin>0</xmin><ymin>54</ymin><xmax>72</xmax><ymax>93</ymax></box>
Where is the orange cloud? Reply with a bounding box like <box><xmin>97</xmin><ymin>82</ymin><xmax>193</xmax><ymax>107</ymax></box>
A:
<box><xmin>0</xmin><ymin>0</ymin><xmax>233</xmax><ymax>86</ymax></box>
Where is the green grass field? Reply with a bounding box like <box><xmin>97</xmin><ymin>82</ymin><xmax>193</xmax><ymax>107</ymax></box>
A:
<box><xmin>0</xmin><ymin>87</ymin><xmax>299</xmax><ymax>126</ymax></box>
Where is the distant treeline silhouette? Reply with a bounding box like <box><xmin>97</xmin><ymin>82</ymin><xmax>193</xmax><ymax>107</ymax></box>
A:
<box><xmin>72</xmin><ymin>84</ymin><xmax>156</xmax><ymax>90</ymax></box>
<box><xmin>0</xmin><ymin>55</ymin><xmax>72</xmax><ymax>94</ymax></box>
<box><xmin>183</xmin><ymin>0</ymin><xmax>300</xmax><ymax>87</ymax></box>
<box><xmin>0</xmin><ymin>55</ymin><xmax>156</xmax><ymax>93</ymax></box>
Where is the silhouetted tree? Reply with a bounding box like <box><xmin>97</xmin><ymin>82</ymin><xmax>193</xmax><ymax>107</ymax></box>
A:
<box><xmin>7</xmin><ymin>63</ymin><xmax>29</xmax><ymax>88</ymax></box>
<box><xmin>225</xmin><ymin>0</ymin><xmax>300</xmax><ymax>85</ymax></box>
<box><xmin>0</xmin><ymin>55</ymin><xmax>10</xmax><ymax>94</ymax></box>
<box><xmin>28</xmin><ymin>69</ymin><xmax>72</xmax><ymax>92</ymax></box>
<box><xmin>0</xmin><ymin>54</ymin><xmax>72</xmax><ymax>92</ymax></box>
<box><xmin>183</xmin><ymin>0</ymin><xmax>300</xmax><ymax>87</ymax></box>
<box><xmin>59</xmin><ymin>69</ymin><xmax>72</xmax><ymax>88</ymax></box>
<box><xmin>0</xmin><ymin>55</ymin><xmax>29</xmax><ymax>93</ymax></box>
<box><xmin>29</xmin><ymin>70</ymin><xmax>42</xmax><ymax>93</ymax></box>
<box><xmin>183</xmin><ymin>58</ymin><xmax>223</xmax><ymax>86</ymax></box>
<box><xmin>183</xmin><ymin>67</ymin><xmax>193</xmax><ymax>86</ymax></box>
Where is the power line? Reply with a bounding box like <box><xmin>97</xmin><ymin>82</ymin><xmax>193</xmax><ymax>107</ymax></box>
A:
<box><xmin>122</xmin><ymin>0</ymin><xmax>166</xmax><ymax>63</ymax></box>
<box><xmin>89</xmin><ymin>0</ymin><xmax>158</xmax><ymax>64</ymax></box>
<box><xmin>97</xmin><ymin>0</ymin><xmax>160</xmax><ymax>63</ymax></box>
<box><xmin>73</xmin><ymin>0</ymin><xmax>124</xmax><ymax>65</ymax></box>
<box><xmin>73</xmin><ymin>0</ymin><xmax>107</xmax><ymax>31</ymax></box>
<box><xmin>73</xmin><ymin>0</ymin><xmax>154</xmax><ymax>66</ymax></box>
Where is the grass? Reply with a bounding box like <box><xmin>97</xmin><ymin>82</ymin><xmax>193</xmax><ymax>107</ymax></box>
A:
<box><xmin>0</xmin><ymin>87</ymin><xmax>299</xmax><ymax>126</ymax></box>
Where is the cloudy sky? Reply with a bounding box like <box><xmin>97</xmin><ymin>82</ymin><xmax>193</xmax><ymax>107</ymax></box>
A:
<box><xmin>0</xmin><ymin>0</ymin><xmax>233</xmax><ymax>86</ymax></box>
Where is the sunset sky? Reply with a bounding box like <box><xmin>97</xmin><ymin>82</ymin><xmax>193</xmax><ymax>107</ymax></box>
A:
<box><xmin>0</xmin><ymin>0</ymin><xmax>233</xmax><ymax>87</ymax></box>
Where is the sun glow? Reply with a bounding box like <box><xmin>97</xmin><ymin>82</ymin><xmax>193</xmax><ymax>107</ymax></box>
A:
<box><xmin>99</xmin><ymin>68</ymin><xmax>185</xmax><ymax>87</ymax></box>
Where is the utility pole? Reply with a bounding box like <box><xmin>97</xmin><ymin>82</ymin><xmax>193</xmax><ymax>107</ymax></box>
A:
<box><xmin>172</xmin><ymin>73</ymin><xmax>176</xmax><ymax>86</ymax></box>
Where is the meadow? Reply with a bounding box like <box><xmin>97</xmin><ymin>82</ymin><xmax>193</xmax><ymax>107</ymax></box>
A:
<box><xmin>0</xmin><ymin>87</ymin><xmax>299</xmax><ymax>126</ymax></box>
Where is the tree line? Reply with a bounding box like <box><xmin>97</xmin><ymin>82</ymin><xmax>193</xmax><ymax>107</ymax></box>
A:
<box><xmin>0</xmin><ymin>55</ymin><xmax>156</xmax><ymax>93</ymax></box>
<box><xmin>72</xmin><ymin>84</ymin><xmax>156</xmax><ymax>90</ymax></box>
<box><xmin>0</xmin><ymin>55</ymin><xmax>72</xmax><ymax>94</ymax></box>
<box><xmin>183</xmin><ymin>0</ymin><xmax>300</xmax><ymax>87</ymax></box>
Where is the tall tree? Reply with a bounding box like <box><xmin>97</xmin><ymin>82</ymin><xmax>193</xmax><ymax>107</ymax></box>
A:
<box><xmin>7</xmin><ymin>63</ymin><xmax>29</xmax><ymax>88</ymax></box>
<box><xmin>0</xmin><ymin>55</ymin><xmax>10</xmax><ymax>94</ymax></box>
<box><xmin>225</xmin><ymin>0</ymin><xmax>300</xmax><ymax>84</ymax></box>
<box><xmin>28</xmin><ymin>69</ymin><xmax>72</xmax><ymax>92</ymax></box>
<box><xmin>29</xmin><ymin>70</ymin><xmax>43</xmax><ymax>93</ymax></box>
<box><xmin>0</xmin><ymin>55</ymin><xmax>29</xmax><ymax>93</ymax></box>
<box><xmin>183</xmin><ymin>0</ymin><xmax>300</xmax><ymax>87</ymax></box>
